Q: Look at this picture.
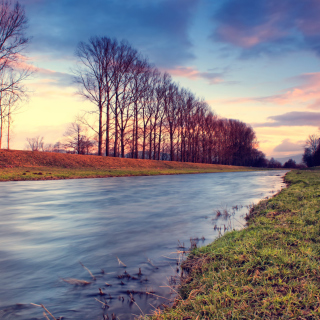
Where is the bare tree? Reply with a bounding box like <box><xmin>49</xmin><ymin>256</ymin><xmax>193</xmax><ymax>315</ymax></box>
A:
<box><xmin>305</xmin><ymin>134</ymin><xmax>319</xmax><ymax>154</ymax></box>
<box><xmin>63</xmin><ymin>121</ymin><xmax>94</xmax><ymax>154</ymax></box>
<box><xmin>0</xmin><ymin>1</ymin><xmax>28</xmax><ymax>64</ymax></box>
<box><xmin>0</xmin><ymin>1</ymin><xmax>31</xmax><ymax>149</ymax></box>
<box><xmin>74</xmin><ymin>37</ymin><xmax>109</xmax><ymax>156</ymax></box>
<box><xmin>26</xmin><ymin>136</ymin><xmax>44</xmax><ymax>151</ymax></box>
<box><xmin>53</xmin><ymin>141</ymin><xmax>64</xmax><ymax>153</ymax></box>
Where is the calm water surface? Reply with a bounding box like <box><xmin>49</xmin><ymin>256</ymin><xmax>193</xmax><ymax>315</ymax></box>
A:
<box><xmin>0</xmin><ymin>171</ymin><xmax>287</xmax><ymax>319</ymax></box>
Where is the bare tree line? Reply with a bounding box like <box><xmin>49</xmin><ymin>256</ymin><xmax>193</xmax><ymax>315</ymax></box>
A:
<box><xmin>73</xmin><ymin>36</ymin><xmax>265</xmax><ymax>166</ymax></box>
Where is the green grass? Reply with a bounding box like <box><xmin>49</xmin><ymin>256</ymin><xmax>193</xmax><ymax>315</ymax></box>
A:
<box><xmin>0</xmin><ymin>166</ymin><xmax>255</xmax><ymax>181</ymax></box>
<box><xmin>148</xmin><ymin>169</ymin><xmax>320</xmax><ymax>319</ymax></box>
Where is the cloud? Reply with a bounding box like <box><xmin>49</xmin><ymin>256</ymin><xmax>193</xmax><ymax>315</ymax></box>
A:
<box><xmin>273</xmin><ymin>139</ymin><xmax>304</xmax><ymax>152</ymax></box>
<box><xmin>214</xmin><ymin>72</ymin><xmax>320</xmax><ymax>109</ymax></box>
<box><xmin>167</xmin><ymin>66</ymin><xmax>224</xmax><ymax>84</ymax></box>
<box><xmin>259</xmin><ymin>73</ymin><xmax>320</xmax><ymax>109</ymax></box>
<box><xmin>211</xmin><ymin>0</ymin><xmax>320</xmax><ymax>57</ymax></box>
<box><xmin>21</xmin><ymin>0</ymin><xmax>200</xmax><ymax>67</ymax></box>
<box><xmin>253</xmin><ymin>73</ymin><xmax>320</xmax><ymax>107</ymax></box>
<box><xmin>13</xmin><ymin>56</ymin><xmax>75</xmax><ymax>89</ymax></box>
<box><xmin>254</xmin><ymin>111</ymin><xmax>320</xmax><ymax>127</ymax></box>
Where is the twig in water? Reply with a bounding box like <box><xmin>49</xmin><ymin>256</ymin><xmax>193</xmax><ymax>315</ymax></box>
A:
<box><xmin>161</xmin><ymin>255</ymin><xmax>179</xmax><ymax>260</ymax></box>
<box><xmin>232</xmin><ymin>216</ymin><xmax>245</xmax><ymax>227</ymax></box>
<box><xmin>79</xmin><ymin>262</ymin><xmax>96</xmax><ymax>280</ymax></box>
<box><xmin>94</xmin><ymin>297</ymin><xmax>106</xmax><ymax>305</ymax></box>
<box><xmin>43</xmin><ymin>312</ymin><xmax>50</xmax><ymax>320</ymax></box>
<box><xmin>129</xmin><ymin>293</ymin><xmax>144</xmax><ymax>316</ymax></box>
<box><xmin>161</xmin><ymin>281</ymin><xmax>183</xmax><ymax>299</ymax></box>
<box><xmin>61</xmin><ymin>278</ymin><xmax>91</xmax><ymax>285</ymax></box>
<box><xmin>94</xmin><ymin>297</ymin><xmax>109</xmax><ymax>309</ymax></box>
<box><xmin>116</xmin><ymin>256</ymin><xmax>127</xmax><ymax>267</ymax></box>
<box><xmin>147</xmin><ymin>258</ymin><xmax>158</xmax><ymax>269</ymax></box>
<box><xmin>146</xmin><ymin>291</ymin><xmax>171</xmax><ymax>301</ymax></box>
<box><xmin>30</xmin><ymin>303</ymin><xmax>57</xmax><ymax>320</ymax></box>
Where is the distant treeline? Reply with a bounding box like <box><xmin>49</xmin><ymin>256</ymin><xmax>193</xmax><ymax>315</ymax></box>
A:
<box><xmin>303</xmin><ymin>134</ymin><xmax>320</xmax><ymax>167</ymax></box>
<box><xmin>69</xmin><ymin>36</ymin><xmax>271</xmax><ymax>167</ymax></box>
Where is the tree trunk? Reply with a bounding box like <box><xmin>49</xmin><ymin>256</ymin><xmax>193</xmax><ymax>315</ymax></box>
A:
<box><xmin>158</xmin><ymin>118</ymin><xmax>163</xmax><ymax>160</ymax></box>
<box><xmin>98</xmin><ymin>101</ymin><xmax>103</xmax><ymax>156</ymax></box>
<box><xmin>7</xmin><ymin>112</ymin><xmax>10</xmax><ymax>150</ymax></box>
<box><xmin>170</xmin><ymin>129</ymin><xmax>174</xmax><ymax>161</ymax></box>
<box><xmin>142</xmin><ymin>126</ymin><xmax>146</xmax><ymax>159</ymax></box>
<box><xmin>105</xmin><ymin>97</ymin><xmax>110</xmax><ymax>157</ymax></box>
<box><xmin>149</xmin><ymin>124</ymin><xmax>152</xmax><ymax>160</ymax></box>
<box><xmin>135</xmin><ymin>104</ymin><xmax>139</xmax><ymax>158</ymax></box>
<box><xmin>114</xmin><ymin>91</ymin><xmax>119</xmax><ymax>157</ymax></box>
<box><xmin>0</xmin><ymin>105</ymin><xmax>2</xmax><ymax>150</ymax></box>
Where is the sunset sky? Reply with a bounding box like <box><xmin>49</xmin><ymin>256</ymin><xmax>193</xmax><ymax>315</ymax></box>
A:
<box><xmin>11</xmin><ymin>0</ymin><xmax>320</xmax><ymax>162</ymax></box>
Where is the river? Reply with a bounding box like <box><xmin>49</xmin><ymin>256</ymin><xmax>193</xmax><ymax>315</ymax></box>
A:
<box><xmin>0</xmin><ymin>170</ymin><xmax>287</xmax><ymax>319</ymax></box>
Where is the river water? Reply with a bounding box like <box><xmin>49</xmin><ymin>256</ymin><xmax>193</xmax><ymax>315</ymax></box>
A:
<box><xmin>0</xmin><ymin>170</ymin><xmax>287</xmax><ymax>319</ymax></box>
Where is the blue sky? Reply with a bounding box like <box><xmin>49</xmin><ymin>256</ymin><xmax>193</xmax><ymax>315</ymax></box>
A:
<box><xmin>12</xmin><ymin>0</ymin><xmax>320</xmax><ymax>160</ymax></box>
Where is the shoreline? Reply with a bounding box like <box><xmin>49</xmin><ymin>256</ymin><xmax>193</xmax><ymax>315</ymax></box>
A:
<box><xmin>148</xmin><ymin>169</ymin><xmax>320</xmax><ymax>319</ymax></box>
<box><xmin>0</xmin><ymin>166</ymin><xmax>259</xmax><ymax>182</ymax></box>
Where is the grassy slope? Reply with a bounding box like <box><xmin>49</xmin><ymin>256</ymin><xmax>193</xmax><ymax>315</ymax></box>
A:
<box><xmin>0</xmin><ymin>149</ymin><xmax>253</xmax><ymax>181</ymax></box>
<box><xmin>150</xmin><ymin>169</ymin><xmax>320</xmax><ymax>319</ymax></box>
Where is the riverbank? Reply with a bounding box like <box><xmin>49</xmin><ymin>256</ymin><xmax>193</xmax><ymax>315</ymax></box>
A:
<box><xmin>0</xmin><ymin>149</ymin><xmax>254</xmax><ymax>181</ymax></box>
<box><xmin>148</xmin><ymin>169</ymin><xmax>320</xmax><ymax>319</ymax></box>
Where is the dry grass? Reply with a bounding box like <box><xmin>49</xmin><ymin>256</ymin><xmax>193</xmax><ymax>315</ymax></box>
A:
<box><xmin>0</xmin><ymin>149</ymin><xmax>254</xmax><ymax>181</ymax></box>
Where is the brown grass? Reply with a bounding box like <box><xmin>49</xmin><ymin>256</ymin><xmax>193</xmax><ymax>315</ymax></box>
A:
<box><xmin>0</xmin><ymin>149</ymin><xmax>242</xmax><ymax>170</ymax></box>
<box><xmin>0</xmin><ymin>149</ymin><xmax>253</xmax><ymax>181</ymax></box>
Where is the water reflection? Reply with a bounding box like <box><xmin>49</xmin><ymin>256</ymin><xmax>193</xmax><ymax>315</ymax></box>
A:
<box><xmin>0</xmin><ymin>171</ymin><xmax>287</xmax><ymax>319</ymax></box>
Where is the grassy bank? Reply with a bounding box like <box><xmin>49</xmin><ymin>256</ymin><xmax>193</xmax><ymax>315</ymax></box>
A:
<box><xmin>149</xmin><ymin>169</ymin><xmax>320</xmax><ymax>319</ymax></box>
<box><xmin>0</xmin><ymin>149</ymin><xmax>253</xmax><ymax>181</ymax></box>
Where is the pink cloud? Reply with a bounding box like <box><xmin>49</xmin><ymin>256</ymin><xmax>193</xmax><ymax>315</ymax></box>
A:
<box><xmin>273</xmin><ymin>138</ymin><xmax>304</xmax><ymax>153</ymax></box>
<box><xmin>11</xmin><ymin>56</ymin><xmax>75</xmax><ymax>90</ymax></box>
<box><xmin>166</xmin><ymin>66</ymin><xmax>224</xmax><ymax>84</ymax></box>
<box><xmin>212</xmin><ymin>72</ymin><xmax>320</xmax><ymax>109</ymax></box>
<box><xmin>216</xmin><ymin>19</ymin><xmax>287</xmax><ymax>48</ymax></box>
<box><xmin>12</xmin><ymin>55</ymin><xmax>68</xmax><ymax>78</ymax></box>
<box><xmin>260</xmin><ymin>73</ymin><xmax>320</xmax><ymax>108</ymax></box>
